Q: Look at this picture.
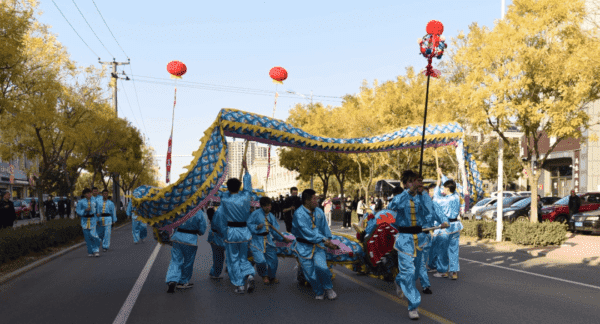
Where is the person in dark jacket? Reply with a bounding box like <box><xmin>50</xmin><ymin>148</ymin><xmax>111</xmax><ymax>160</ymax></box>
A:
<box><xmin>58</xmin><ymin>198</ymin><xmax>66</xmax><ymax>219</ymax></box>
<box><xmin>65</xmin><ymin>198</ymin><xmax>72</xmax><ymax>219</ymax></box>
<box><xmin>568</xmin><ymin>190</ymin><xmax>581</xmax><ymax>229</ymax></box>
<box><xmin>0</xmin><ymin>191</ymin><xmax>17</xmax><ymax>229</ymax></box>
<box><xmin>44</xmin><ymin>196</ymin><xmax>57</xmax><ymax>220</ymax></box>
<box><xmin>282</xmin><ymin>187</ymin><xmax>302</xmax><ymax>232</ymax></box>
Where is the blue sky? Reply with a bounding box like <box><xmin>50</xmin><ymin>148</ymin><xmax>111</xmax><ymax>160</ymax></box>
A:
<box><xmin>39</xmin><ymin>0</ymin><xmax>510</xmax><ymax>181</ymax></box>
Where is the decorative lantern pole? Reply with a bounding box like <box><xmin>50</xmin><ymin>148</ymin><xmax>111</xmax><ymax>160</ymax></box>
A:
<box><xmin>165</xmin><ymin>60</ymin><xmax>187</xmax><ymax>184</ymax></box>
<box><xmin>417</xmin><ymin>20</ymin><xmax>447</xmax><ymax>176</ymax></box>
<box><xmin>266</xmin><ymin>67</ymin><xmax>288</xmax><ymax>193</ymax></box>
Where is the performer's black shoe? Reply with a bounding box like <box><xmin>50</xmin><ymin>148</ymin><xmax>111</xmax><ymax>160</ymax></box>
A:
<box><xmin>422</xmin><ymin>287</ymin><xmax>432</xmax><ymax>294</ymax></box>
<box><xmin>245</xmin><ymin>275</ymin><xmax>255</xmax><ymax>293</ymax></box>
<box><xmin>167</xmin><ymin>282</ymin><xmax>176</xmax><ymax>293</ymax></box>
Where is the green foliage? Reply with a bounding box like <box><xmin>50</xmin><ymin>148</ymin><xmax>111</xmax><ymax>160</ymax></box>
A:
<box><xmin>461</xmin><ymin>220</ymin><xmax>568</xmax><ymax>246</ymax></box>
<box><xmin>471</xmin><ymin>137</ymin><xmax>523</xmax><ymax>185</ymax></box>
<box><xmin>505</xmin><ymin>221</ymin><xmax>568</xmax><ymax>246</ymax></box>
<box><xmin>0</xmin><ymin>218</ymin><xmax>83</xmax><ymax>265</ymax></box>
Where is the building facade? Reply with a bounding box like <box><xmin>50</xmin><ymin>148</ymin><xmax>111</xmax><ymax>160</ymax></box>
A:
<box><xmin>0</xmin><ymin>157</ymin><xmax>33</xmax><ymax>199</ymax></box>
<box><xmin>247</xmin><ymin>148</ymin><xmax>299</xmax><ymax>197</ymax></box>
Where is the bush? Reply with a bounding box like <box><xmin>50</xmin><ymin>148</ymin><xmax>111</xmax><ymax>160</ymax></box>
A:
<box><xmin>461</xmin><ymin>220</ymin><xmax>568</xmax><ymax>246</ymax></box>
<box><xmin>505</xmin><ymin>221</ymin><xmax>568</xmax><ymax>246</ymax></box>
<box><xmin>0</xmin><ymin>218</ymin><xmax>83</xmax><ymax>265</ymax></box>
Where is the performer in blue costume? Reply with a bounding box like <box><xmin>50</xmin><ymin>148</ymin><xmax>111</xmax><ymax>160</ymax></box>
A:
<box><xmin>91</xmin><ymin>187</ymin><xmax>103</xmax><ymax>219</ymax></box>
<box><xmin>387</xmin><ymin>170</ymin><xmax>448</xmax><ymax>320</ymax></box>
<box><xmin>292</xmin><ymin>189</ymin><xmax>339</xmax><ymax>300</ymax></box>
<box><xmin>213</xmin><ymin>161</ymin><xmax>256</xmax><ymax>294</ymax></box>
<box><xmin>96</xmin><ymin>190</ymin><xmax>117</xmax><ymax>252</ymax></box>
<box><xmin>207</xmin><ymin>206</ymin><xmax>226</xmax><ymax>279</ymax></box>
<box><xmin>126</xmin><ymin>200</ymin><xmax>148</xmax><ymax>244</ymax></box>
<box><xmin>415</xmin><ymin>177</ymin><xmax>439</xmax><ymax>296</ymax></box>
<box><xmin>76</xmin><ymin>188</ymin><xmax>101</xmax><ymax>257</ymax></box>
<box><xmin>248</xmin><ymin>196</ymin><xmax>291</xmax><ymax>285</ymax></box>
<box><xmin>166</xmin><ymin>209</ymin><xmax>207</xmax><ymax>293</ymax></box>
<box><xmin>432</xmin><ymin>168</ymin><xmax>462</xmax><ymax>280</ymax></box>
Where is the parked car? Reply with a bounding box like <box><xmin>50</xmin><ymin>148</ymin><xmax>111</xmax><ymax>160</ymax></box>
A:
<box><xmin>517</xmin><ymin>191</ymin><xmax>531</xmax><ymax>197</ymax></box>
<box><xmin>540</xmin><ymin>196</ymin><xmax>560</xmax><ymax>206</ymax></box>
<box><xmin>475</xmin><ymin>196</ymin><xmax>528</xmax><ymax>220</ymax></box>
<box><xmin>491</xmin><ymin>191</ymin><xmax>519</xmax><ymax>198</ymax></box>
<box><xmin>570</xmin><ymin>209</ymin><xmax>600</xmax><ymax>234</ymax></box>
<box><xmin>464</xmin><ymin>198</ymin><xmax>494</xmax><ymax>219</ymax></box>
<box><xmin>540</xmin><ymin>192</ymin><xmax>600</xmax><ymax>225</ymax></box>
<box><xmin>13</xmin><ymin>200</ymin><xmax>32</xmax><ymax>220</ymax></box>
<box><xmin>490</xmin><ymin>197</ymin><xmax>541</xmax><ymax>223</ymax></box>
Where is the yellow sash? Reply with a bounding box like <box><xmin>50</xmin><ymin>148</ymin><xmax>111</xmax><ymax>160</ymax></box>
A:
<box><xmin>102</xmin><ymin>201</ymin><xmax>107</xmax><ymax>226</ymax></box>
<box><xmin>409</xmin><ymin>199</ymin><xmax>421</xmax><ymax>257</ymax></box>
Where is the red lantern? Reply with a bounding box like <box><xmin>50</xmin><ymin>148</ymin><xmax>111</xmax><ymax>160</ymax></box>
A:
<box><xmin>269</xmin><ymin>66</ymin><xmax>288</xmax><ymax>84</ymax></box>
<box><xmin>426</xmin><ymin>20</ymin><xmax>444</xmax><ymax>35</ymax></box>
<box><xmin>167</xmin><ymin>60</ymin><xmax>187</xmax><ymax>79</ymax></box>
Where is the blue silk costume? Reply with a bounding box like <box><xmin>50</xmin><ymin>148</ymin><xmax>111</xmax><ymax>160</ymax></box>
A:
<box><xmin>126</xmin><ymin>201</ymin><xmax>148</xmax><ymax>243</ymax></box>
<box><xmin>76</xmin><ymin>198</ymin><xmax>100</xmax><ymax>255</ymax></box>
<box><xmin>165</xmin><ymin>209</ymin><xmax>207</xmax><ymax>285</ymax></box>
<box><xmin>248</xmin><ymin>208</ymin><xmax>285</xmax><ymax>280</ymax></box>
<box><xmin>213</xmin><ymin>171</ymin><xmax>255</xmax><ymax>287</ymax></box>
<box><xmin>96</xmin><ymin>198</ymin><xmax>117</xmax><ymax>250</ymax></box>
<box><xmin>291</xmin><ymin>205</ymin><xmax>333</xmax><ymax>297</ymax></box>
<box><xmin>388</xmin><ymin>190</ymin><xmax>447</xmax><ymax>311</ymax></box>
<box><xmin>207</xmin><ymin>207</ymin><xmax>226</xmax><ymax>278</ymax></box>
<box><xmin>433</xmin><ymin>174</ymin><xmax>462</xmax><ymax>273</ymax></box>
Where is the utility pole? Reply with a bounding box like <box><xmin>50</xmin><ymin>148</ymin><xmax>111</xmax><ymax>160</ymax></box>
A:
<box><xmin>99</xmin><ymin>58</ymin><xmax>130</xmax><ymax>211</ymax></box>
<box><xmin>496</xmin><ymin>0</ymin><xmax>506</xmax><ymax>242</ymax></box>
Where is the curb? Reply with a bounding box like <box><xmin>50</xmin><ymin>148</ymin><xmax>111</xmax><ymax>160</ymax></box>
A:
<box><xmin>0</xmin><ymin>221</ymin><xmax>132</xmax><ymax>286</ymax></box>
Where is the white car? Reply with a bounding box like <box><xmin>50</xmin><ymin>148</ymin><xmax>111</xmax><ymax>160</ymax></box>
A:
<box><xmin>469</xmin><ymin>198</ymin><xmax>496</xmax><ymax>215</ymax></box>
<box><xmin>491</xmin><ymin>191</ymin><xmax>519</xmax><ymax>198</ymax></box>
<box><xmin>517</xmin><ymin>191</ymin><xmax>531</xmax><ymax>197</ymax></box>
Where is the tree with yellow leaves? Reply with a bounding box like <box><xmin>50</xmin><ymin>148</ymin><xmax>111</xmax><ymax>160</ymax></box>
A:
<box><xmin>448</xmin><ymin>0</ymin><xmax>600</xmax><ymax>222</ymax></box>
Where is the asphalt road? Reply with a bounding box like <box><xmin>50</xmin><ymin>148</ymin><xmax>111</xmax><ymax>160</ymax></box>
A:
<box><xmin>1</xmin><ymin>220</ymin><xmax>599</xmax><ymax>324</ymax></box>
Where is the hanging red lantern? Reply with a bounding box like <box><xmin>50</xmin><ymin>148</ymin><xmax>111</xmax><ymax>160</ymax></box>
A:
<box><xmin>426</xmin><ymin>20</ymin><xmax>444</xmax><ymax>35</ymax></box>
<box><xmin>269</xmin><ymin>66</ymin><xmax>288</xmax><ymax>84</ymax></box>
<box><xmin>167</xmin><ymin>60</ymin><xmax>187</xmax><ymax>79</ymax></box>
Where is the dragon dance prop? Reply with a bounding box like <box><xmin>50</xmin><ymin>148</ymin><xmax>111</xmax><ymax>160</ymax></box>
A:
<box><xmin>131</xmin><ymin>108</ymin><xmax>483</xmax><ymax>240</ymax></box>
<box><xmin>417</xmin><ymin>20</ymin><xmax>448</xmax><ymax>177</ymax></box>
<box><xmin>165</xmin><ymin>60</ymin><xmax>187</xmax><ymax>184</ymax></box>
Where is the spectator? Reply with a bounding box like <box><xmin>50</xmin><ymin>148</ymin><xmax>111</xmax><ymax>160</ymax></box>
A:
<box><xmin>58</xmin><ymin>197</ymin><xmax>66</xmax><ymax>219</ymax></box>
<box><xmin>282</xmin><ymin>187</ymin><xmax>302</xmax><ymax>233</ymax></box>
<box><xmin>374</xmin><ymin>195</ymin><xmax>384</xmax><ymax>213</ymax></box>
<box><xmin>356</xmin><ymin>197</ymin><xmax>365</xmax><ymax>222</ymax></box>
<box><xmin>44</xmin><ymin>195</ymin><xmax>57</xmax><ymax>221</ymax></box>
<box><xmin>0</xmin><ymin>191</ymin><xmax>17</xmax><ymax>229</ymax></box>
<box><xmin>66</xmin><ymin>197</ymin><xmax>72</xmax><ymax>219</ymax></box>
<box><xmin>323</xmin><ymin>196</ymin><xmax>333</xmax><ymax>226</ymax></box>
<box><xmin>568</xmin><ymin>190</ymin><xmax>581</xmax><ymax>229</ymax></box>
<box><xmin>343</xmin><ymin>197</ymin><xmax>352</xmax><ymax>229</ymax></box>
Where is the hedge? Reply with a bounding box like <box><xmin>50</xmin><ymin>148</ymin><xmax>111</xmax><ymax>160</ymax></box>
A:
<box><xmin>461</xmin><ymin>220</ymin><xmax>568</xmax><ymax>246</ymax></box>
<box><xmin>0</xmin><ymin>212</ymin><xmax>130</xmax><ymax>266</ymax></box>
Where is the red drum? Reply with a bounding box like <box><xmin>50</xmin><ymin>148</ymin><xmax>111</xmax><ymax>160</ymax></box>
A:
<box><xmin>366</xmin><ymin>222</ymin><xmax>398</xmax><ymax>266</ymax></box>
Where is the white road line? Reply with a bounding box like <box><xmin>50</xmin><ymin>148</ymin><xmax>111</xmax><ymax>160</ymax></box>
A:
<box><xmin>460</xmin><ymin>257</ymin><xmax>600</xmax><ymax>290</ymax></box>
<box><xmin>113</xmin><ymin>243</ymin><xmax>162</xmax><ymax>324</ymax></box>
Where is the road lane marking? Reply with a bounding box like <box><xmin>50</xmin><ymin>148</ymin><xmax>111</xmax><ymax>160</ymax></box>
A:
<box><xmin>113</xmin><ymin>243</ymin><xmax>162</xmax><ymax>324</ymax></box>
<box><xmin>460</xmin><ymin>257</ymin><xmax>600</xmax><ymax>290</ymax></box>
<box><xmin>333</xmin><ymin>270</ymin><xmax>455</xmax><ymax>324</ymax></box>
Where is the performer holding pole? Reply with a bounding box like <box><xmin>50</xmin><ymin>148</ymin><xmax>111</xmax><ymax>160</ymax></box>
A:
<box><xmin>207</xmin><ymin>207</ymin><xmax>226</xmax><ymax>279</ymax></box>
<box><xmin>96</xmin><ymin>189</ymin><xmax>117</xmax><ymax>252</ymax></box>
<box><xmin>76</xmin><ymin>188</ymin><xmax>101</xmax><ymax>257</ymax></box>
<box><xmin>165</xmin><ymin>209</ymin><xmax>207</xmax><ymax>293</ymax></box>
<box><xmin>387</xmin><ymin>170</ymin><xmax>448</xmax><ymax>320</ymax></box>
<box><xmin>127</xmin><ymin>199</ymin><xmax>148</xmax><ymax>244</ymax></box>
<box><xmin>248</xmin><ymin>197</ymin><xmax>291</xmax><ymax>284</ymax></box>
<box><xmin>432</xmin><ymin>168</ymin><xmax>462</xmax><ymax>280</ymax></box>
<box><xmin>292</xmin><ymin>189</ymin><xmax>339</xmax><ymax>300</ymax></box>
<box><xmin>214</xmin><ymin>159</ymin><xmax>256</xmax><ymax>294</ymax></box>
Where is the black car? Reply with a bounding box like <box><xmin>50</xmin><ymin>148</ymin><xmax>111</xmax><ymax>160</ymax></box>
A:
<box><xmin>490</xmin><ymin>197</ymin><xmax>541</xmax><ymax>222</ymax></box>
<box><xmin>474</xmin><ymin>196</ymin><xmax>528</xmax><ymax>220</ymax></box>
<box><xmin>540</xmin><ymin>196</ymin><xmax>560</xmax><ymax>206</ymax></box>
<box><xmin>570</xmin><ymin>209</ymin><xmax>600</xmax><ymax>234</ymax></box>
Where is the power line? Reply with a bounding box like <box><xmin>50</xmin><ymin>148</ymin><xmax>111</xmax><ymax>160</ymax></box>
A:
<box><xmin>91</xmin><ymin>0</ymin><xmax>128</xmax><ymax>58</ymax></box>
<box><xmin>127</xmin><ymin>66</ymin><xmax>150</xmax><ymax>137</ymax></box>
<box><xmin>132</xmin><ymin>75</ymin><xmax>344</xmax><ymax>101</ymax></box>
<box><xmin>71</xmin><ymin>0</ymin><xmax>114</xmax><ymax>58</ymax></box>
<box><xmin>120</xmin><ymin>78</ymin><xmax>142</xmax><ymax>131</ymax></box>
<box><xmin>132</xmin><ymin>78</ymin><xmax>343</xmax><ymax>103</ymax></box>
<box><xmin>51</xmin><ymin>0</ymin><xmax>100</xmax><ymax>59</ymax></box>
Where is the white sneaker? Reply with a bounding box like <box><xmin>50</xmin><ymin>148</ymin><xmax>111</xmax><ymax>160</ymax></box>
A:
<box><xmin>176</xmin><ymin>283</ymin><xmax>194</xmax><ymax>289</ymax></box>
<box><xmin>325</xmin><ymin>289</ymin><xmax>337</xmax><ymax>300</ymax></box>
<box><xmin>88</xmin><ymin>254</ymin><xmax>93</xmax><ymax>257</ymax></box>
<box><xmin>315</xmin><ymin>294</ymin><xmax>325</xmax><ymax>300</ymax></box>
<box><xmin>94</xmin><ymin>253</ymin><xmax>100</xmax><ymax>257</ymax></box>
<box><xmin>245</xmin><ymin>275</ymin><xmax>255</xmax><ymax>293</ymax></box>
<box><xmin>433</xmin><ymin>272</ymin><xmax>448</xmax><ymax>278</ymax></box>
<box><xmin>394</xmin><ymin>281</ymin><xmax>404</xmax><ymax>298</ymax></box>
<box><xmin>408</xmin><ymin>309</ymin><xmax>419</xmax><ymax>320</ymax></box>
